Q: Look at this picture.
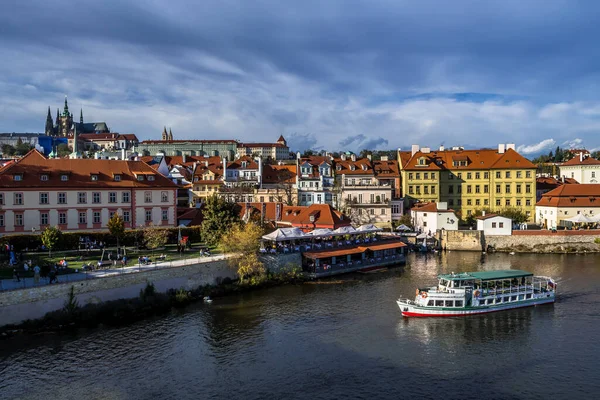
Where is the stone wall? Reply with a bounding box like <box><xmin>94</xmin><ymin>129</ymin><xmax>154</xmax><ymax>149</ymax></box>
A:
<box><xmin>439</xmin><ymin>230</ymin><xmax>484</xmax><ymax>251</ymax></box>
<box><xmin>0</xmin><ymin>259</ymin><xmax>235</xmax><ymax>326</ymax></box>
<box><xmin>486</xmin><ymin>233</ymin><xmax>600</xmax><ymax>253</ymax></box>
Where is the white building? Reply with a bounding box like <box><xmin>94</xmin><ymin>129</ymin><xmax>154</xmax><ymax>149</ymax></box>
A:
<box><xmin>559</xmin><ymin>153</ymin><xmax>600</xmax><ymax>183</ymax></box>
<box><xmin>410</xmin><ymin>202</ymin><xmax>458</xmax><ymax>234</ymax></box>
<box><xmin>0</xmin><ymin>150</ymin><xmax>178</xmax><ymax>234</ymax></box>
<box><xmin>297</xmin><ymin>155</ymin><xmax>335</xmax><ymax>206</ymax></box>
<box><xmin>536</xmin><ymin>184</ymin><xmax>600</xmax><ymax>228</ymax></box>
<box><xmin>476</xmin><ymin>213</ymin><xmax>512</xmax><ymax>236</ymax></box>
<box><xmin>236</xmin><ymin>135</ymin><xmax>290</xmax><ymax>160</ymax></box>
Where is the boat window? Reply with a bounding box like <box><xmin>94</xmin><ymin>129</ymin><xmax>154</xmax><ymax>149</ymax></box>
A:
<box><xmin>519</xmin><ymin>295</ymin><xmax>525</xmax><ymax>301</ymax></box>
<box><xmin>498</xmin><ymin>297</ymin><xmax>504</xmax><ymax>303</ymax></box>
<box><xmin>427</xmin><ymin>300</ymin><xmax>434</xmax><ymax>306</ymax></box>
<box><xmin>444</xmin><ymin>300</ymin><xmax>453</xmax><ymax>307</ymax></box>
<box><xmin>439</xmin><ymin>279</ymin><xmax>447</xmax><ymax>286</ymax></box>
<box><xmin>526</xmin><ymin>294</ymin><xmax>532</xmax><ymax>299</ymax></box>
<box><xmin>455</xmin><ymin>300</ymin><xmax>463</xmax><ymax>307</ymax></box>
<box><xmin>486</xmin><ymin>299</ymin><xmax>493</xmax><ymax>305</ymax></box>
<box><xmin>511</xmin><ymin>296</ymin><xmax>517</xmax><ymax>301</ymax></box>
<box><xmin>435</xmin><ymin>300</ymin><xmax>444</xmax><ymax>307</ymax></box>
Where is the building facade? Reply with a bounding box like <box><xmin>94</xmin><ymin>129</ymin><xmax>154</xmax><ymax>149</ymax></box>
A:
<box><xmin>410</xmin><ymin>202</ymin><xmax>458</xmax><ymax>233</ymax></box>
<box><xmin>0</xmin><ymin>151</ymin><xmax>177</xmax><ymax>234</ymax></box>
<box><xmin>237</xmin><ymin>135</ymin><xmax>290</xmax><ymax>160</ymax></box>
<box><xmin>399</xmin><ymin>144</ymin><xmax>537</xmax><ymax>221</ymax></box>
<box><xmin>535</xmin><ymin>184</ymin><xmax>600</xmax><ymax>228</ymax></box>
<box><xmin>476</xmin><ymin>213</ymin><xmax>512</xmax><ymax>235</ymax></box>
<box><xmin>559</xmin><ymin>153</ymin><xmax>600</xmax><ymax>184</ymax></box>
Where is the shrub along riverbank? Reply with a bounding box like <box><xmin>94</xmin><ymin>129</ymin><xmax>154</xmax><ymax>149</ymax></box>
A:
<box><xmin>0</xmin><ymin>266</ymin><xmax>305</xmax><ymax>339</ymax></box>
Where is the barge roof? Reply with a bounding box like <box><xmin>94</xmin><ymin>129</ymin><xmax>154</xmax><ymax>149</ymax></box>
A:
<box><xmin>439</xmin><ymin>270</ymin><xmax>533</xmax><ymax>281</ymax></box>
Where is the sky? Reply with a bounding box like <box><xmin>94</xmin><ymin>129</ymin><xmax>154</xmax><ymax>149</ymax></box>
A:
<box><xmin>2</xmin><ymin>0</ymin><xmax>600</xmax><ymax>155</ymax></box>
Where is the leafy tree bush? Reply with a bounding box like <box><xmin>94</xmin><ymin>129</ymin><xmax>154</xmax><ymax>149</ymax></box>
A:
<box><xmin>107</xmin><ymin>213</ymin><xmax>125</xmax><ymax>251</ymax></box>
<box><xmin>220</xmin><ymin>222</ymin><xmax>265</xmax><ymax>283</ymax></box>
<box><xmin>41</xmin><ymin>225</ymin><xmax>62</xmax><ymax>257</ymax></box>
<box><xmin>200</xmin><ymin>194</ymin><xmax>240</xmax><ymax>246</ymax></box>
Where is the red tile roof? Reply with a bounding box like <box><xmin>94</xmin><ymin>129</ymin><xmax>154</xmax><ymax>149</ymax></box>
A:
<box><xmin>334</xmin><ymin>157</ymin><xmax>374</xmax><ymax>175</ymax></box>
<box><xmin>536</xmin><ymin>184</ymin><xmax>600</xmax><ymax>207</ymax></box>
<box><xmin>262</xmin><ymin>164</ymin><xmax>297</xmax><ymax>184</ymax></box>
<box><xmin>561</xmin><ymin>156</ymin><xmax>600</xmax><ymax>166</ymax></box>
<box><xmin>399</xmin><ymin>148</ymin><xmax>535</xmax><ymax>171</ymax></box>
<box><xmin>411</xmin><ymin>202</ymin><xmax>456</xmax><ymax>213</ymax></box>
<box><xmin>0</xmin><ymin>150</ymin><xmax>177</xmax><ymax>189</ymax></box>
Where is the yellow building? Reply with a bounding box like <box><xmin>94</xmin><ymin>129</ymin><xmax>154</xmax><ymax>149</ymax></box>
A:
<box><xmin>190</xmin><ymin>159</ymin><xmax>224</xmax><ymax>205</ymax></box>
<box><xmin>399</xmin><ymin>144</ymin><xmax>537</xmax><ymax>221</ymax></box>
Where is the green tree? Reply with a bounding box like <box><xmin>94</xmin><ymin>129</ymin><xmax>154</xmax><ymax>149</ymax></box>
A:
<box><xmin>41</xmin><ymin>225</ymin><xmax>62</xmax><ymax>257</ymax></box>
<box><xmin>465</xmin><ymin>208</ymin><xmax>493</xmax><ymax>227</ymax></box>
<box><xmin>14</xmin><ymin>138</ymin><xmax>32</xmax><ymax>155</ymax></box>
<box><xmin>397</xmin><ymin>213</ymin><xmax>414</xmax><ymax>229</ymax></box>
<box><xmin>143</xmin><ymin>226</ymin><xmax>169</xmax><ymax>258</ymax></box>
<box><xmin>499</xmin><ymin>207</ymin><xmax>528</xmax><ymax>224</ymax></box>
<box><xmin>220</xmin><ymin>222</ymin><xmax>265</xmax><ymax>282</ymax></box>
<box><xmin>57</xmin><ymin>143</ymin><xmax>71</xmax><ymax>157</ymax></box>
<box><xmin>1</xmin><ymin>144</ymin><xmax>15</xmax><ymax>156</ymax></box>
<box><xmin>200</xmin><ymin>194</ymin><xmax>240</xmax><ymax>246</ymax></box>
<box><xmin>107</xmin><ymin>213</ymin><xmax>125</xmax><ymax>252</ymax></box>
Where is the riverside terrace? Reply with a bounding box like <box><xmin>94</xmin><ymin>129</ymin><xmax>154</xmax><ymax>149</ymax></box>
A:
<box><xmin>260</xmin><ymin>226</ymin><xmax>407</xmax><ymax>278</ymax></box>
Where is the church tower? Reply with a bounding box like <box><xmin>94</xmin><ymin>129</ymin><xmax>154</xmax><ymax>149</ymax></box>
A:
<box><xmin>45</xmin><ymin>107</ymin><xmax>54</xmax><ymax>136</ymax></box>
<box><xmin>168</xmin><ymin>128</ymin><xmax>173</xmax><ymax>141</ymax></box>
<box><xmin>80</xmin><ymin>108</ymin><xmax>84</xmax><ymax>124</ymax></box>
<box><xmin>162</xmin><ymin>126</ymin><xmax>168</xmax><ymax>140</ymax></box>
<box><xmin>59</xmin><ymin>96</ymin><xmax>73</xmax><ymax>137</ymax></box>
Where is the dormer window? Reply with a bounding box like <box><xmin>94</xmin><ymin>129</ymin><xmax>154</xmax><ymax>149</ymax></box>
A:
<box><xmin>336</xmin><ymin>165</ymin><xmax>342</xmax><ymax>171</ymax></box>
<box><xmin>241</xmin><ymin>161</ymin><xmax>247</xmax><ymax>168</ymax></box>
<box><xmin>91</xmin><ymin>174</ymin><xmax>99</xmax><ymax>181</ymax></box>
<box><xmin>147</xmin><ymin>175</ymin><xmax>155</xmax><ymax>181</ymax></box>
<box><xmin>362</xmin><ymin>165</ymin><xmax>367</xmax><ymax>171</ymax></box>
<box><xmin>40</xmin><ymin>174</ymin><xmax>49</xmax><ymax>181</ymax></box>
<box><xmin>350</xmin><ymin>165</ymin><xmax>355</xmax><ymax>171</ymax></box>
<box><xmin>114</xmin><ymin>174</ymin><xmax>121</xmax><ymax>182</ymax></box>
<box><xmin>61</xmin><ymin>174</ymin><xmax>69</xmax><ymax>181</ymax></box>
<box><xmin>13</xmin><ymin>174</ymin><xmax>22</xmax><ymax>181</ymax></box>
<box><xmin>137</xmin><ymin>175</ymin><xmax>144</xmax><ymax>181</ymax></box>
<box><xmin>418</xmin><ymin>157</ymin><xmax>426</xmax><ymax>165</ymax></box>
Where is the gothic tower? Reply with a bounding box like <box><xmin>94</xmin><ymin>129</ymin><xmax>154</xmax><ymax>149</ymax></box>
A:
<box><xmin>59</xmin><ymin>96</ymin><xmax>73</xmax><ymax>137</ymax></box>
<box><xmin>45</xmin><ymin>107</ymin><xmax>54</xmax><ymax>136</ymax></box>
<box><xmin>162</xmin><ymin>126</ymin><xmax>168</xmax><ymax>140</ymax></box>
<box><xmin>168</xmin><ymin>128</ymin><xmax>173</xmax><ymax>141</ymax></box>
<box><xmin>80</xmin><ymin>108</ymin><xmax>84</xmax><ymax>124</ymax></box>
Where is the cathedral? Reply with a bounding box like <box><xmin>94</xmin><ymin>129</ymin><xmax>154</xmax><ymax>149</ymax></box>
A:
<box><xmin>45</xmin><ymin>96</ymin><xmax>110</xmax><ymax>137</ymax></box>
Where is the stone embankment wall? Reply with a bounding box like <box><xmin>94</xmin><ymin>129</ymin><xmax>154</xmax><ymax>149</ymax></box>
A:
<box><xmin>0</xmin><ymin>259</ymin><xmax>235</xmax><ymax>326</ymax></box>
<box><xmin>439</xmin><ymin>230</ymin><xmax>484</xmax><ymax>251</ymax></box>
<box><xmin>487</xmin><ymin>231</ymin><xmax>600</xmax><ymax>253</ymax></box>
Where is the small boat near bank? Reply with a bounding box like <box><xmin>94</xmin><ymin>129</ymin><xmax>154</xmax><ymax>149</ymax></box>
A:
<box><xmin>397</xmin><ymin>270</ymin><xmax>556</xmax><ymax>317</ymax></box>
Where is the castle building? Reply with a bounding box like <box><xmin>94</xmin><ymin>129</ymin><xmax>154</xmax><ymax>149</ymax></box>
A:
<box><xmin>45</xmin><ymin>96</ymin><xmax>109</xmax><ymax>137</ymax></box>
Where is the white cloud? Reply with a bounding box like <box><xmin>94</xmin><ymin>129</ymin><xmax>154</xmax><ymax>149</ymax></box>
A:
<box><xmin>517</xmin><ymin>139</ymin><xmax>556</xmax><ymax>155</ymax></box>
<box><xmin>562</xmin><ymin>138</ymin><xmax>583</xmax><ymax>149</ymax></box>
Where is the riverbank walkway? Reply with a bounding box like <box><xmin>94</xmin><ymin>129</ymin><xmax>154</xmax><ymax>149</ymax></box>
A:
<box><xmin>0</xmin><ymin>254</ymin><xmax>229</xmax><ymax>292</ymax></box>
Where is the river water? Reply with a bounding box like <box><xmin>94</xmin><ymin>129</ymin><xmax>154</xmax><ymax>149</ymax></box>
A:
<box><xmin>1</xmin><ymin>252</ymin><xmax>599</xmax><ymax>400</ymax></box>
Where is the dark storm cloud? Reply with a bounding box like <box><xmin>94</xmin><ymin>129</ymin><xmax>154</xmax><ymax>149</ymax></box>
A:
<box><xmin>2</xmin><ymin>0</ymin><xmax>600</xmax><ymax>150</ymax></box>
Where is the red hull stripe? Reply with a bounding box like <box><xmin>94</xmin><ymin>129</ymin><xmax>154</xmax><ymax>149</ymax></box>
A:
<box><xmin>401</xmin><ymin>302</ymin><xmax>553</xmax><ymax>317</ymax></box>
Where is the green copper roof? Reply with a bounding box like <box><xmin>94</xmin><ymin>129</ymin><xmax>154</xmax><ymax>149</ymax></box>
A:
<box><xmin>439</xmin><ymin>270</ymin><xmax>533</xmax><ymax>281</ymax></box>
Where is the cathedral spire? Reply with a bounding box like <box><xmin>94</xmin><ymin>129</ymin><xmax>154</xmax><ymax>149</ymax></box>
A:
<box><xmin>162</xmin><ymin>126</ymin><xmax>168</xmax><ymax>140</ymax></box>
<box><xmin>45</xmin><ymin>107</ymin><xmax>54</xmax><ymax>135</ymax></box>
<box><xmin>63</xmin><ymin>95</ymin><xmax>69</xmax><ymax>116</ymax></box>
<box><xmin>168</xmin><ymin>128</ymin><xmax>173</xmax><ymax>141</ymax></box>
<box><xmin>80</xmin><ymin>108</ymin><xmax>83</xmax><ymax>124</ymax></box>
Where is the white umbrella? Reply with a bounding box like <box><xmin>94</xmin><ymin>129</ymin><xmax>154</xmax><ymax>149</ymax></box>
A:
<box><xmin>356</xmin><ymin>224</ymin><xmax>383</xmax><ymax>233</ymax></box>
<box><xmin>307</xmin><ymin>228</ymin><xmax>334</xmax><ymax>237</ymax></box>
<box><xmin>261</xmin><ymin>227</ymin><xmax>308</xmax><ymax>241</ymax></box>
<box><xmin>564</xmin><ymin>214</ymin><xmax>593</xmax><ymax>223</ymax></box>
<box><xmin>396</xmin><ymin>224</ymin><xmax>411</xmax><ymax>231</ymax></box>
<box><xmin>416</xmin><ymin>232</ymin><xmax>429</xmax><ymax>239</ymax></box>
<box><xmin>332</xmin><ymin>226</ymin><xmax>357</xmax><ymax>235</ymax></box>
<box><xmin>586</xmin><ymin>214</ymin><xmax>600</xmax><ymax>223</ymax></box>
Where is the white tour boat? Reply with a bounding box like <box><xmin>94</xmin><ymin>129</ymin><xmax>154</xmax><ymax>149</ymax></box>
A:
<box><xmin>397</xmin><ymin>270</ymin><xmax>556</xmax><ymax>317</ymax></box>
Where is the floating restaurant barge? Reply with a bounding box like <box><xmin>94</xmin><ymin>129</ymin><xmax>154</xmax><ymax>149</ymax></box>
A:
<box><xmin>397</xmin><ymin>270</ymin><xmax>556</xmax><ymax>317</ymax></box>
<box><xmin>302</xmin><ymin>239</ymin><xmax>407</xmax><ymax>278</ymax></box>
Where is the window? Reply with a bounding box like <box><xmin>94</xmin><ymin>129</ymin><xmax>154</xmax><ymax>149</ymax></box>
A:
<box><xmin>369</xmin><ymin>208</ymin><xmax>375</xmax><ymax>215</ymax></box>
<box><xmin>496</xmin><ymin>171</ymin><xmax>501</xmax><ymax>179</ymax></box>
<box><xmin>424</xmin><ymin>173</ymin><xmax>428</xmax><ymax>179</ymax></box>
<box><xmin>14</xmin><ymin>174</ymin><xmax>23</xmax><ymax>181</ymax></box>
<box><xmin>40</xmin><ymin>212</ymin><xmax>48</xmax><ymax>225</ymax></box>
<box><xmin>109</xmin><ymin>192</ymin><xmax>117</xmax><ymax>203</ymax></box>
<box><xmin>61</xmin><ymin>174</ymin><xmax>68</xmax><ymax>181</ymax></box>
<box><xmin>0</xmin><ymin>193</ymin><xmax>3</xmax><ymax>205</ymax></box>
<box><xmin>431</xmin><ymin>186</ymin><xmax>436</xmax><ymax>194</ymax></box>
<box><xmin>39</xmin><ymin>192</ymin><xmax>49</xmax><ymax>204</ymax></box>
<box><xmin>448</xmin><ymin>185</ymin><xmax>454</xmax><ymax>194</ymax></box>
<box><xmin>79</xmin><ymin>212</ymin><xmax>87</xmax><ymax>224</ymax></box>
<box><xmin>122</xmin><ymin>192</ymin><xmax>130</xmax><ymax>203</ymax></box>
<box><xmin>492</xmin><ymin>222</ymin><xmax>497</xmax><ymax>228</ymax></box>
<box><xmin>137</xmin><ymin>175</ymin><xmax>144</xmax><ymax>181</ymax></box>
<box><xmin>526</xmin><ymin>184</ymin><xmax>531</xmax><ymax>193</ymax></box>
<box><xmin>424</xmin><ymin>186</ymin><xmax>429</xmax><ymax>194</ymax></box>
<box><xmin>505</xmin><ymin>199</ymin><xmax>511</xmax><ymax>206</ymax></box>
<box><xmin>484</xmin><ymin>172</ymin><xmax>489</xmax><ymax>179</ymax></box>
<box><xmin>435</xmin><ymin>300</ymin><xmax>444</xmax><ymax>307</ymax></box>
<box><xmin>467</xmin><ymin>209</ymin><xmax>472</xmax><ymax>215</ymax></box>
<box><xmin>91</xmin><ymin>174</ymin><xmax>98</xmax><ymax>181</ymax></box>
<box><xmin>15</xmin><ymin>214</ymin><xmax>23</xmax><ymax>226</ymax></box>
<box><xmin>496</xmin><ymin>199</ymin><xmax>501</xmax><ymax>206</ymax></box>
<box><xmin>449</xmin><ymin>199</ymin><xmax>454</xmax><ymax>206</ymax></box>
<box><xmin>496</xmin><ymin>185</ymin><xmax>501</xmax><ymax>194</ymax></box>
<box><xmin>408</xmin><ymin>173</ymin><xmax>413</xmax><ymax>180</ymax></box>
<box><xmin>145</xmin><ymin>210</ymin><xmax>152</xmax><ymax>221</ymax></box>
<box><xmin>517</xmin><ymin>171</ymin><xmax>522</xmax><ymax>178</ymax></box>
<box><xmin>526</xmin><ymin>199</ymin><xmax>531</xmax><ymax>206</ymax></box>
<box><xmin>526</xmin><ymin>171</ymin><xmax>531</xmax><ymax>178</ymax></box>
<box><xmin>457</xmin><ymin>199</ymin><xmax>462</xmax><ymax>206</ymax></box>
<box><xmin>162</xmin><ymin>209</ymin><xmax>169</xmax><ymax>220</ymax></box>
<box><xmin>476</xmin><ymin>199</ymin><xmax>480</xmax><ymax>206</ymax></box>
<box><xmin>475</xmin><ymin>185</ymin><xmax>480</xmax><ymax>194</ymax></box>
<box><xmin>484</xmin><ymin>199</ymin><xmax>489</xmax><ymax>206</ymax></box>
<box><xmin>114</xmin><ymin>174</ymin><xmax>121</xmax><ymax>182</ymax></box>
<box><xmin>455</xmin><ymin>300</ymin><xmax>463</xmax><ymax>307</ymax></box>
<box><xmin>593</xmin><ymin>172</ymin><xmax>596</xmax><ymax>178</ymax></box>
<box><xmin>516</xmin><ymin>199</ymin><xmax>522</xmax><ymax>206</ymax></box>
<box><xmin>506</xmin><ymin>171</ymin><xmax>511</xmax><ymax>178</ymax></box>
<box><xmin>40</xmin><ymin>174</ymin><xmax>48</xmax><ymax>181</ymax></box>
<box><xmin>59</xmin><ymin>212</ymin><xmax>67</xmax><ymax>225</ymax></box>
<box><xmin>145</xmin><ymin>192</ymin><xmax>152</xmax><ymax>203</ymax></box>
<box><xmin>416</xmin><ymin>173</ymin><xmax>420</xmax><ymax>180</ymax></box>
<box><xmin>467</xmin><ymin>173</ymin><xmax>472</xmax><ymax>179</ymax></box>
<box><xmin>516</xmin><ymin>184</ymin><xmax>522</xmax><ymax>194</ymax></box>
<box><xmin>505</xmin><ymin>184</ymin><xmax>511</xmax><ymax>194</ymax></box>
<box><xmin>467</xmin><ymin>185</ymin><xmax>472</xmax><ymax>194</ymax></box>
<box><xmin>499</xmin><ymin>222</ymin><xmax>504</xmax><ymax>228</ymax></box>
<box><xmin>431</xmin><ymin>173</ymin><xmax>436</xmax><ymax>179</ymax></box>
<box><xmin>484</xmin><ymin>185</ymin><xmax>489</xmax><ymax>193</ymax></box>
<box><xmin>475</xmin><ymin>172</ymin><xmax>480</xmax><ymax>179</ymax></box>
<box><xmin>78</xmin><ymin>192</ymin><xmax>87</xmax><ymax>204</ymax></box>
<box><xmin>147</xmin><ymin>175</ymin><xmax>155</xmax><ymax>181</ymax></box>
<box><xmin>416</xmin><ymin>186</ymin><xmax>421</xmax><ymax>195</ymax></box>
<box><xmin>444</xmin><ymin>300</ymin><xmax>454</xmax><ymax>307</ymax></box>
<box><xmin>0</xmin><ymin>214</ymin><xmax>4</xmax><ymax>227</ymax></box>
<box><xmin>448</xmin><ymin>173</ymin><xmax>454</xmax><ymax>180</ymax></box>
<box><xmin>392</xmin><ymin>204</ymin><xmax>400</xmax><ymax>214</ymax></box>
<box><xmin>93</xmin><ymin>211</ymin><xmax>101</xmax><ymax>224</ymax></box>
<box><xmin>14</xmin><ymin>193</ymin><xmax>23</xmax><ymax>205</ymax></box>
<box><xmin>58</xmin><ymin>192</ymin><xmax>66</xmax><ymax>204</ymax></box>
<box><xmin>467</xmin><ymin>199</ymin><xmax>472</xmax><ymax>206</ymax></box>
<box><xmin>408</xmin><ymin>186</ymin><xmax>414</xmax><ymax>195</ymax></box>
<box><xmin>92</xmin><ymin>192</ymin><xmax>101</xmax><ymax>204</ymax></box>
<box><xmin>457</xmin><ymin>173</ymin><xmax>462</xmax><ymax>179</ymax></box>
<box><xmin>457</xmin><ymin>185</ymin><xmax>462</xmax><ymax>194</ymax></box>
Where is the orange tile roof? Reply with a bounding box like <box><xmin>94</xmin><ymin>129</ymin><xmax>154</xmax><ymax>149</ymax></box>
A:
<box><xmin>364</xmin><ymin>241</ymin><xmax>407</xmax><ymax>251</ymax></box>
<box><xmin>411</xmin><ymin>202</ymin><xmax>456</xmax><ymax>213</ymax></box>
<box><xmin>0</xmin><ymin>150</ymin><xmax>177</xmax><ymax>189</ymax></box>
<box><xmin>536</xmin><ymin>184</ymin><xmax>600</xmax><ymax>207</ymax></box>
<box><xmin>561</xmin><ymin>156</ymin><xmax>600</xmax><ymax>166</ymax></box>
<box><xmin>304</xmin><ymin>240</ymin><xmax>406</xmax><ymax>259</ymax></box>
<box><xmin>334</xmin><ymin>157</ymin><xmax>374</xmax><ymax>175</ymax></box>
<box><xmin>399</xmin><ymin>148</ymin><xmax>535</xmax><ymax>171</ymax></box>
<box><xmin>262</xmin><ymin>164</ymin><xmax>297</xmax><ymax>184</ymax></box>
<box><xmin>227</xmin><ymin>156</ymin><xmax>259</xmax><ymax>170</ymax></box>
<box><xmin>373</xmin><ymin>160</ymin><xmax>400</xmax><ymax>177</ymax></box>
<box><xmin>285</xmin><ymin>204</ymin><xmax>351</xmax><ymax>229</ymax></box>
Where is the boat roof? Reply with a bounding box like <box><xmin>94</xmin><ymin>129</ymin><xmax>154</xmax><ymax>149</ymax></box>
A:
<box><xmin>439</xmin><ymin>270</ymin><xmax>533</xmax><ymax>281</ymax></box>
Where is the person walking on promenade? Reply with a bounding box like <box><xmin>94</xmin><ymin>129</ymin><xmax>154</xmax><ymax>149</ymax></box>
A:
<box><xmin>13</xmin><ymin>269</ymin><xmax>20</xmax><ymax>282</ymax></box>
<box><xmin>33</xmin><ymin>264</ymin><xmax>41</xmax><ymax>284</ymax></box>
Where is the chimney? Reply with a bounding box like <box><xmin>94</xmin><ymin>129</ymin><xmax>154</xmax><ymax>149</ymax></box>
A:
<box><xmin>437</xmin><ymin>202</ymin><xmax>448</xmax><ymax>211</ymax></box>
<box><xmin>182</xmin><ymin>154</ymin><xmax>187</xmax><ymax>164</ymax></box>
<box><xmin>506</xmin><ymin>143</ymin><xmax>515</xmax><ymax>151</ymax></box>
<box><xmin>421</xmin><ymin>147</ymin><xmax>431</xmax><ymax>154</ymax></box>
<box><xmin>380</xmin><ymin>155</ymin><xmax>388</xmax><ymax>161</ymax></box>
<box><xmin>351</xmin><ymin>154</ymin><xmax>356</xmax><ymax>162</ymax></box>
<box><xmin>341</xmin><ymin>153</ymin><xmax>347</xmax><ymax>161</ymax></box>
<box><xmin>482</xmin><ymin>210</ymin><xmax>486</xmax><ymax>217</ymax></box>
<box><xmin>580</xmin><ymin>152</ymin><xmax>583</xmax><ymax>162</ymax></box>
<box><xmin>411</xmin><ymin>144</ymin><xmax>419</xmax><ymax>156</ymax></box>
<box><xmin>222</xmin><ymin>157</ymin><xmax>227</xmax><ymax>180</ymax></box>
<box><xmin>439</xmin><ymin>145</ymin><xmax>445</xmax><ymax>152</ymax></box>
<box><xmin>296</xmin><ymin>151</ymin><xmax>301</xmax><ymax>159</ymax></box>
<box><xmin>204</xmin><ymin>160</ymin><xmax>208</xmax><ymax>167</ymax></box>
<box><xmin>367</xmin><ymin>154</ymin><xmax>372</xmax><ymax>161</ymax></box>
<box><xmin>498</xmin><ymin>144</ymin><xmax>505</xmax><ymax>154</ymax></box>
